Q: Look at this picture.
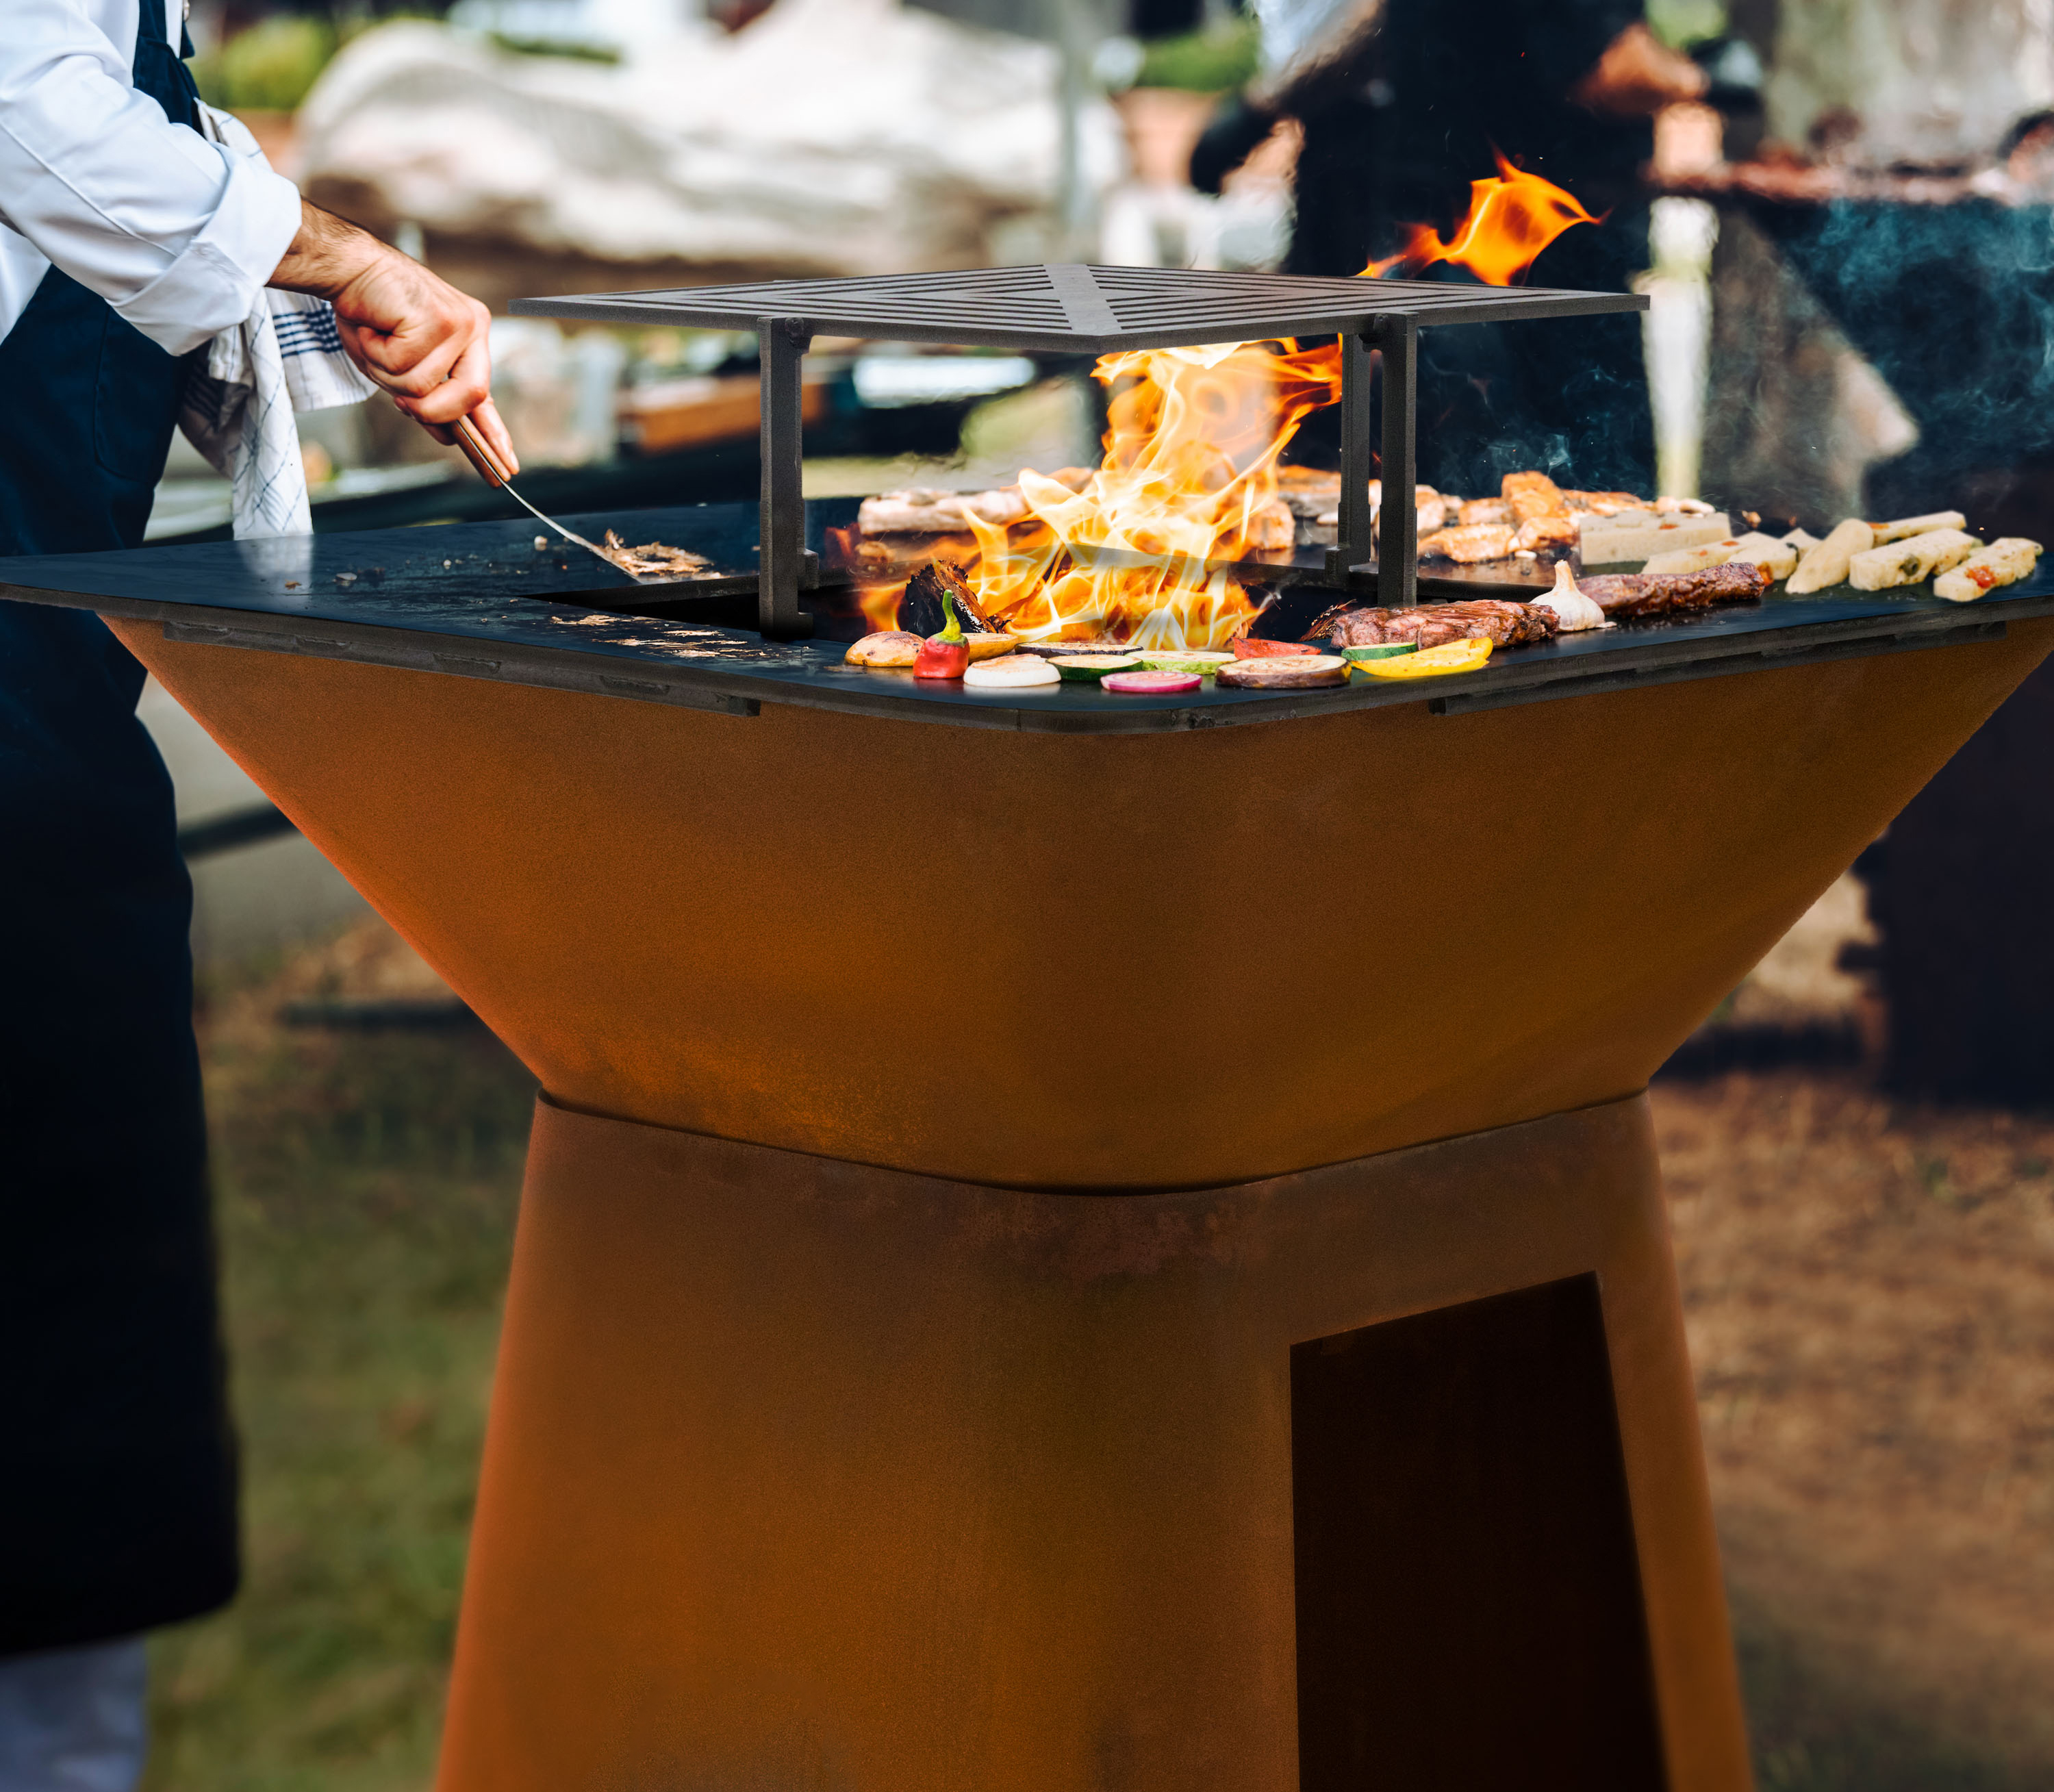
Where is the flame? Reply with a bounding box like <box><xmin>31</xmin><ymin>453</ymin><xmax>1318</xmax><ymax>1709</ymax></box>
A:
<box><xmin>852</xmin><ymin>157</ymin><xmax>1599</xmax><ymax>649</ymax></box>
<box><xmin>964</xmin><ymin>339</ymin><xmax>1343</xmax><ymax>647</ymax></box>
<box><xmin>1362</xmin><ymin>151</ymin><xmax>1601</xmax><ymax>285</ymax></box>
<box><xmin>858</xmin><ymin>581</ymin><xmax>906</xmax><ymax>635</ymax></box>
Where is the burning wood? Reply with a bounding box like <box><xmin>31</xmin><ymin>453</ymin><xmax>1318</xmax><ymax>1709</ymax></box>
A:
<box><xmin>900</xmin><ymin>559</ymin><xmax>1006</xmax><ymax>638</ymax></box>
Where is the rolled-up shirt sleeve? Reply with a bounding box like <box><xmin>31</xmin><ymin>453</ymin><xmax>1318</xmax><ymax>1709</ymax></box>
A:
<box><xmin>0</xmin><ymin>0</ymin><xmax>303</xmax><ymax>355</ymax></box>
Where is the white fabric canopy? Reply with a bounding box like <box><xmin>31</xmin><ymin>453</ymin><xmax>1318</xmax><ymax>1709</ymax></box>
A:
<box><xmin>296</xmin><ymin>0</ymin><xmax>1126</xmax><ymax>278</ymax></box>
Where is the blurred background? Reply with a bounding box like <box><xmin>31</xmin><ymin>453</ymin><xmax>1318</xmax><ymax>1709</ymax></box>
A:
<box><xmin>142</xmin><ymin>0</ymin><xmax>2054</xmax><ymax>1786</ymax></box>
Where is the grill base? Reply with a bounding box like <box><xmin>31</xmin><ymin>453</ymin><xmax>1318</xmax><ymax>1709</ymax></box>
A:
<box><xmin>437</xmin><ymin>1094</ymin><xmax>1746</xmax><ymax>1792</ymax></box>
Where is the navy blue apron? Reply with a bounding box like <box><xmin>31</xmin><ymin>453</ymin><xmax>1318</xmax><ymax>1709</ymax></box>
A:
<box><xmin>0</xmin><ymin>1</ymin><xmax>238</xmax><ymax>1654</ymax></box>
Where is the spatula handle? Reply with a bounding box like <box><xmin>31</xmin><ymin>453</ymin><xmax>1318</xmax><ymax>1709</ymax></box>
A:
<box><xmin>453</xmin><ymin>414</ymin><xmax>512</xmax><ymax>487</ymax></box>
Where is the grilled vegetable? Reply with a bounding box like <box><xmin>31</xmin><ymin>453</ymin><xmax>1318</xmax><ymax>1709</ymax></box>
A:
<box><xmin>845</xmin><ymin>631</ymin><xmax>922</xmax><ymax>668</ymax></box>
<box><xmin>1102</xmin><ymin>670</ymin><xmax>1202</xmax><ymax>694</ymax></box>
<box><xmin>1354</xmin><ymin>637</ymin><xmax>1493</xmax><ymax>679</ymax></box>
<box><xmin>1135</xmin><ymin>651</ymin><xmax>1234</xmax><ymax>676</ymax></box>
<box><xmin>1786</xmin><ymin>518</ymin><xmax>1876</xmax><ymax>593</ymax></box>
<box><xmin>1217</xmin><ymin>654</ymin><xmax>1349</xmax><ymax>688</ymax></box>
<box><xmin>963</xmin><ymin>655</ymin><xmax>1061</xmax><ymax>687</ymax></box>
<box><xmin>1232</xmin><ymin>635</ymin><xmax>1319</xmax><ymax>659</ymax></box>
<box><xmin>1870</xmin><ymin>509</ymin><xmax>1967</xmax><ymax>545</ymax></box>
<box><xmin>913</xmin><ymin>591</ymin><xmax>969</xmax><ymax>679</ymax></box>
<box><xmin>1726</xmin><ymin>532</ymin><xmax>1799</xmax><ymax>581</ymax></box>
<box><xmin>1847</xmin><ymin>528</ymin><xmax>1981</xmax><ymax>591</ymax></box>
<box><xmin>1051</xmin><ymin>655</ymin><xmax>1142</xmax><ymax>682</ymax></box>
<box><xmin>1534</xmin><ymin>562</ymin><xmax>1607</xmax><ymax>631</ymax></box>
<box><xmin>1933</xmin><ymin>538</ymin><xmax>2044</xmax><ymax>602</ymax></box>
<box><xmin>1340</xmin><ymin>642</ymin><xmax>1419</xmax><ymax>661</ymax></box>
<box><xmin>1643</xmin><ymin>540</ymin><xmax>1740</xmax><ymax>576</ymax></box>
<box><xmin>963</xmin><ymin>633</ymin><xmax>1017</xmax><ymax>661</ymax></box>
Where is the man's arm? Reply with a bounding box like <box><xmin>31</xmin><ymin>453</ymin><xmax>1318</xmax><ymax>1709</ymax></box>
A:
<box><xmin>0</xmin><ymin>0</ymin><xmax>300</xmax><ymax>353</ymax></box>
<box><xmin>1571</xmin><ymin>22</ymin><xmax>1710</xmax><ymax>118</ymax></box>
<box><xmin>270</xmin><ymin>201</ymin><xmax>516</xmax><ymax>472</ymax></box>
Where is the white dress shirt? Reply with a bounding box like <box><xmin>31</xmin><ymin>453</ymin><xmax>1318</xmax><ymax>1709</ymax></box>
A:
<box><xmin>0</xmin><ymin>0</ymin><xmax>303</xmax><ymax>355</ymax></box>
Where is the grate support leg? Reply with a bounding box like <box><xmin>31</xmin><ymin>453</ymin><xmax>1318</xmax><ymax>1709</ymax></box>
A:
<box><xmin>1326</xmin><ymin>331</ymin><xmax>1375</xmax><ymax>590</ymax></box>
<box><xmin>1374</xmin><ymin>315</ymin><xmax>1419</xmax><ymax>610</ymax></box>
<box><xmin>757</xmin><ymin>316</ymin><xmax>816</xmax><ymax>640</ymax></box>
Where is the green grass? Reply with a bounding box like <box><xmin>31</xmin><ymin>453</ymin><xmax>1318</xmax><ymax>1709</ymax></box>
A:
<box><xmin>143</xmin><ymin>968</ymin><xmax>534</xmax><ymax>1792</ymax></box>
<box><xmin>1734</xmin><ymin>1598</ymin><xmax>2036</xmax><ymax>1791</ymax></box>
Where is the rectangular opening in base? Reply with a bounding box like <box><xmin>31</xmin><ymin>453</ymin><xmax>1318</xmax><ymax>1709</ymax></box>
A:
<box><xmin>1290</xmin><ymin>1272</ymin><xmax>1666</xmax><ymax>1791</ymax></box>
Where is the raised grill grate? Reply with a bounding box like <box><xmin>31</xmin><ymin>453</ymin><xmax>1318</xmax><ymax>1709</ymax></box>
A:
<box><xmin>514</xmin><ymin>265</ymin><xmax>1647</xmax><ymax>638</ymax></box>
<box><xmin>516</xmin><ymin>262</ymin><xmax>1640</xmax><ymax>355</ymax></box>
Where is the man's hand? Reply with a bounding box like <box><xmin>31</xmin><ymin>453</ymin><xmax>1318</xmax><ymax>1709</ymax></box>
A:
<box><xmin>1571</xmin><ymin>23</ymin><xmax>1710</xmax><ymax>118</ymax></box>
<box><xmin>269</xmin><ymin>201</ymin><xmax>518</xmax><ymax>475</ymax></box>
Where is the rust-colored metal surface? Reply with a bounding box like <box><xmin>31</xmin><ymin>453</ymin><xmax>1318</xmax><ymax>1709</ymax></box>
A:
<box><xmin>436</xmin><ymin>1093</ymin><xmax>1743</xmax><ymax>1792</ymax></box>
<box><xmin>116</xmin><ymin>616</ymin><xmax>2054</xmax><ymax>1188</ymax></box>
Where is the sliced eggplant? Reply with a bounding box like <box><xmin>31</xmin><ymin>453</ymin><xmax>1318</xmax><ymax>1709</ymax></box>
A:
<box><xmin>1216</xmin><ymin>654</ymin><xmax>1349</xmax><ymax>689</ymax></box>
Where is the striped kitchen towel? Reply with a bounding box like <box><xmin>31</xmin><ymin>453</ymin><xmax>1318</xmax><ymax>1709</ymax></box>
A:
<box><xmin>177</xmin><ymin>103</ymin><xmax>377</xmax><ymax>540</ymax></box>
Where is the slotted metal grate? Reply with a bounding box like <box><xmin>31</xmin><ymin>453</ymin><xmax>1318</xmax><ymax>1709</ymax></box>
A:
<box><xmin>512</xmin><ymin>265</ymin><xmax>1647</xmax><ymax>638</ymax></box>
<box><xmin>516</xmin><ymin>262</ymin><xmax>1639</xmax><ymax>355</ymax></box>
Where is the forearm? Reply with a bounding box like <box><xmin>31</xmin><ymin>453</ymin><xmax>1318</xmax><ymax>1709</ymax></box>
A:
<box><xmin>267</xmin><ymin>199</ymin><xmax>391</xmax><ymax>302</ymax></box>
<box><xmin>1571</xmin><ymin>22</ymin><xmax>1708</xmax><ymax>118</ymax></box>
<box><xmin>270</xmin><ymin>200</ymin><xmax>514</xmax><ymax>464</ymax></box>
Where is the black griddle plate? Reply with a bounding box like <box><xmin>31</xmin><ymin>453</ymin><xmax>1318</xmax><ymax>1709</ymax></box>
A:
<box><xmin>2</xmin><ymin>501</ymin><xmax>2045</xmax><ymax>735</ymax></box>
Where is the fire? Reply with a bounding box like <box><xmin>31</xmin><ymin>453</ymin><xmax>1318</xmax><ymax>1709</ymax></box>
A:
<box><xmin>1362</xmin><ymin>152</ymin><xmax>1601</xmax><ymax>284</ymax></box>
<box><xmin>860</xmin><ymin>157</ymin><xmax>1598</xmax><ymax>650</ymax></box>
<box><xmin>964</xmin><ymin>340</ymin><xmax>1343</xmax><ymax>647</ymax></box>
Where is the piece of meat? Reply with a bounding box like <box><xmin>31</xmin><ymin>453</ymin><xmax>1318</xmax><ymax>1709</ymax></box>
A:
<box><xmin>1561</xmin><ymin>490</ymin><xmax>1646</xmax><ymax>516</ymax></box>
<box><xmin>1501</xmin><ymin>472</ymin><xmax>1568</xmax><ymax>524</ymax></box>
<box><xmin>858</xmin><ymin>485</ymin><xmax>1030</xmax><ymax>534</ymax></box>
<box><xmin>1514</xmin><ymin>514</ymin><xmax>1580</xmax><ymax>553</ymax></box>
<box><xmin>1241</xmin><ymin>496</ymin><xmax>1297</xmax><ymax>554</ymax></box>
<box><xmin>900</xmin><ymin>559</ymin><xmax>1004</xmax><ymax>636</ymax></box>
<box><xmin>599</xmin><ymin>531</ymin><xmax>711</xmax><ymax>579</ymax></box>
<box><xmin>1420</xmin><ymin>523</ymin><xmax>1519</xmax><ymax>564</ymax></box>
<box><xmin>1313</xmin><ymin>598</ymin><xmax>1559</xmax><ymax>650</ymax></box>
<box><xmin>1576</xmin><ymin>561</ymin><xmax>1772</xmax><ymax>620</ymax></box>
<box><xmin>1276</xmin><ymin>466</ymin><xmax>1342</xmax><ymax>518</ymax></box>
<box><xmin>1459</xmin><ymin>497</ymin><xmax>1513</xmax><ymax>527</ymax></box>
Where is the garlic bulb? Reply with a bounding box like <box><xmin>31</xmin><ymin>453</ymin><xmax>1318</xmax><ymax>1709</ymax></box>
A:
<box><xmin>1534</xmin><ymin>561</ymin><xmax>1608</xmax><ymax>631</ymax></box>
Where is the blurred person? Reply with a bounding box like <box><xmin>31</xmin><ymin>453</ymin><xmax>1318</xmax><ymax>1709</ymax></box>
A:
<box><xmin>0</xmin><ymin>2</ymin><xmax>512</xmax><ymax>1784</ymax></box>
<box><xmin>1201</xmin><ymin>1</ymin><xmax>1708</xmax><ymax>494</ymax></box>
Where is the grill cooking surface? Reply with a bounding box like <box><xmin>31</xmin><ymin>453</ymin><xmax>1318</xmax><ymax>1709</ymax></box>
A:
<box><xmin>511</xmin><ymin>264</ymin><xmax>1645</xmax><ymax>353</ymax></box>
<box><xmin>3</xmin><ymin>503</ymin><xmax>2046</xmax><ymax>733</ymax></box>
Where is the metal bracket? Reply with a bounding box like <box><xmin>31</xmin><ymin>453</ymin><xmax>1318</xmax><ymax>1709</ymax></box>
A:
<box><xmin>757</xmin><ymin>314</ymin><xmax>817</xmax><ymax>641</ymax></box>
<box><xmin>1322</xmin><ymin>318</ymin><xmax>1419</xmax><ymax>609</ymax></box>
<box><xmin>1373</xmin><ymin>315</ymin><xmax>1419</xmax><ymax>611</ymax></box>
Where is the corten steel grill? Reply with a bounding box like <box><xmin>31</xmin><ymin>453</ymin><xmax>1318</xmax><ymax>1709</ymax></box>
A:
<box><xmin>511</xmin><ymin>263</ymin><xmax>1648</xmax><ymax>636</ymax></box>
<box><xmin>6</xmin><ymin>266</ymin><xmax>2053</xmax><ymax>1792</ymax></box>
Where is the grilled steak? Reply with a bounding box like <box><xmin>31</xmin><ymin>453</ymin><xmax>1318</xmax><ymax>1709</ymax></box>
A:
<box><xmin>1311</xmin><ymin>598</ymin><xmax>1559</xmax><ymax>650</ymax></box>
<box><xmin>1576</xmin><ymin>561</ymin><xmax>1771</xmax><ymax>620</ymax></box>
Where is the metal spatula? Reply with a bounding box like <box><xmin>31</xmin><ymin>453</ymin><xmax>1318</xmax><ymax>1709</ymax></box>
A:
<box><xmin>451</xmin><ymin>415</ymin><xmax>627</xmax><ymax>580</ymax></box>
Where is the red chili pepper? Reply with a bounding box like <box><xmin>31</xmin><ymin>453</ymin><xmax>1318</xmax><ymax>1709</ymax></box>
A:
<box><xmin>913</xmin><ymin>590</ymin><xmax>969</xmax><ymax>679</ymax></box>
<box><xmin>1232</xmin><ymin>635</ymin><xmax>1318</xmax><ymax>659</ymax></box>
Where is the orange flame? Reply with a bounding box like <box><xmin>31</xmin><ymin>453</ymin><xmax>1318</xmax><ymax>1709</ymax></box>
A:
<box><xmin>855</xmin><ymin>157</ymin><xmax>1599</xmax><ymax>648</ymax></box>
<box><xmin>1362</xmin><ymin>152</ymin><xmax>1602</xmax><ymax>285</ymax></box>
<box><xmin>966</xmin><ymin>339</ymin><xmax>1343</xmax><ymax>647</ymax></box>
